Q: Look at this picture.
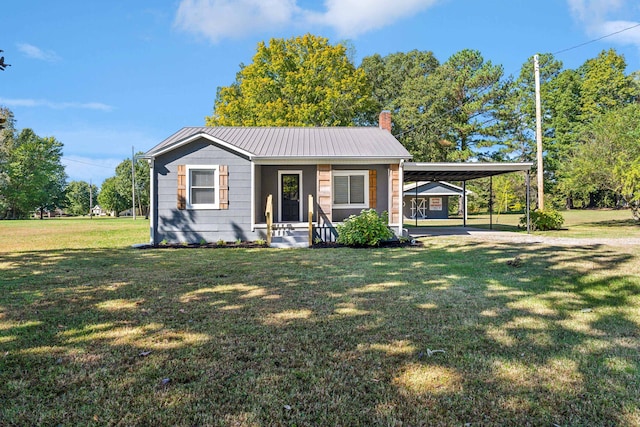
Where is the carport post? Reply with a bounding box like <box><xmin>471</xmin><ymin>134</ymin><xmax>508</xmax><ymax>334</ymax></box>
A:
<box><xmin>415</xmin><ymin>182</ymin><xmax>418</xmax><ymax>227</ymax></box>
<box><xmin>462</xmin><ymin>180</ymin><xmax>467</xmax><ymax>227</ymax></box>
<box><xmin>489</xmin><ymin>176</ymin><xmax>493</xmax><ymax>230</ymax></box>
<box><xmin>526</xmin><ymin>170</ymin><xmax>531</xmax><ymax>233</ymax></box>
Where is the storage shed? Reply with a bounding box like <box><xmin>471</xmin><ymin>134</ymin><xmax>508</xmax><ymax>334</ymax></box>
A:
<box><xmin>403</xmin><ymin>181</ymin><xmax>470</xmax><ymax>219</ymax></box>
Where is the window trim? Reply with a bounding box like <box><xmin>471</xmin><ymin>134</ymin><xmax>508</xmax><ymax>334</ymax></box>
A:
<box><xmin>186</xmin><ymin>165</ymin><xmax>220</xmax><ymax>210</ymax></box>
<box><xmin>332</xmin><ymin>170</ymin><xmax>369</xmax><ymax>209</ymax></box>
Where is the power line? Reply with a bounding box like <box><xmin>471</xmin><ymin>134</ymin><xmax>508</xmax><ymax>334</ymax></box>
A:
<box><xmin>61</xmin><ymin>157</ymin><xmax>115</xmax><ymax>169</ymax></box>
<box><xmin>553</xmin><ymin>22</ymin><xmax>640</xmax><ymax>55</ymax></box>
<box><xmin>392</xmin><ymin>21</ymin><xmax>640</xmax><ymax>141</ymax></box>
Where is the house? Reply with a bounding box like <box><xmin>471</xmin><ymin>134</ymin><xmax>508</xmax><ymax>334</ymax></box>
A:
<box><xmin>403</xmin><ymin>181</ymin><xmax>472</xmax><ymax>220</ymax></box>
<box><xmin>143</xmin><ymin>112</ymin><xmax>411</xmax><ymax>246</ymax></box>
<box><xmin>91</xmin><ymin>205</ymin><xmax>106</xmax><ymax>216</ymax></box>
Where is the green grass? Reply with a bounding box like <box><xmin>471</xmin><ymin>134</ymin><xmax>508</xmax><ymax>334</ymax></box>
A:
<box><xmin>0</xmin><ymin>216</ymin><xmax>149</xmax><ymax>251</ymax></box>
<box><xmin>406</xmin><ymin>208</ymin><xmax>640</xmax><ymax>238</ymax></box>
<box><xmin>1</xmin><ymin>215</ymin><xmax>639</xmax><ymax>425</ymax></box>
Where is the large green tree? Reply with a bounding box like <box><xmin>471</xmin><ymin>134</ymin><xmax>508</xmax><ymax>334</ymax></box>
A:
<box><xmin>563</xmin><ymin>103</ymin><xmax>640</xmax><ymax>220</ymax></box>
<box><xmin>578</xmin><ymin>49</ymin><xmax>637</xmax><ymax>121</ymax></box>
<box><xmin>114</xmin><ymin>153</ymin><xmax>150</xmax><ymax>216</ymax></box>
<box><xmin>394</xmin><ymin>49</ymin><xmax>506</xmax><ymax>161</ymax></box>
<box><xmin>359</xmin><ymin>50</ymin><xmax>440</xmax><ymax>126</ymax></box>
<box><xmin>207</xmin><ymin>34</ymin><xmax>373</xmax><ymax>127</ymax></box>
<box><xmin>98</xmin><ymin>177</ymin><xmax>128</xmax><ymax>216</ymax></box>
<box><xmin>1</xmin><ymin>128</ymin><xmax>67</xmax><ymax>219</ymax></box>
<box><xmin>66</xmin><ymin>180</ymin><xmax>99</xmax><ymax>216</ymax></box>
<box><xmin>98</xmin><ymin>153</ymin><xmax>150</xmax><ymax>217</ymax></box>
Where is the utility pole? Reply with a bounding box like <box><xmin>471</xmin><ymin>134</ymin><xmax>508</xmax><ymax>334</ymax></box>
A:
<box><xmin>534</xmin><ymin>54</ymin><xmax>544</xmax><ymax>210</ymax></box>
<box><xmin>89</xmin><ymin>179</ymin><xmax>93</xmax><ymax>219</ymax></box>
<box><xmin>131</xmin><ymin>146</ymin><xmax>136</xmax><ymax>220</ymax></box>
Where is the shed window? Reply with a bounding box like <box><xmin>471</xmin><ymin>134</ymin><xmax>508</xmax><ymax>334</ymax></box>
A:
<box><xmin>186</xmin><ymin>165</ymin><xmax>219</xmax><ymax>209</ymax></box>
<box><xmin>332</xmin><ymin>170</ymin><xmax>369</xmax><ymax>208</ymax></box>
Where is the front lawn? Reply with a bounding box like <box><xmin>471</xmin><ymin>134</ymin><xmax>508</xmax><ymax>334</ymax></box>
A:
<box><xmin>0</xmin><ymin>218</ymin><xmax>639</xmax><ymax>425</ymax></box>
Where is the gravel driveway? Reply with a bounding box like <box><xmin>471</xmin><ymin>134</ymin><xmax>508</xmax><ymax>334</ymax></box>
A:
<box><xmin>408</xmin><ymin>227</ymin><xmax>640</xmax><ymax>247</ymax></box>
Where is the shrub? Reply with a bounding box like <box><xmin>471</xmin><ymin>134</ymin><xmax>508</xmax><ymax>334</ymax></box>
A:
<box><xmin>336</xmin><ymin>209</ymin><xmax>394</xmax><ymax>247</ymax></box>
<box><xmin>520</xmin><ymin>209</ymin><xmax>564</xmax><ymax>231</ymax></box>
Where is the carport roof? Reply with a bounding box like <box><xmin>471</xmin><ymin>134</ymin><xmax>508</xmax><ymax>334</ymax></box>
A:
<box><xmin>403</xmin><ymin>162</ymin><xmax>533</xmax><ymax>182</ymax></box>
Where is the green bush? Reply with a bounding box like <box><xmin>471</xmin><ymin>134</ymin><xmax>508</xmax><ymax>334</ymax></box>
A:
<box><xmin>520</xmin><ymin>209</ymin><xmax>565</xmax><ymax>231</ymax></box>
<box><xmin>336</xmin><ymin>209</ymin><xmax>394</xmax><ymax>246</ymax></box>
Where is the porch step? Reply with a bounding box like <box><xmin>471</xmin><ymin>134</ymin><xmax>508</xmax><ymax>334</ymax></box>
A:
<box><xmin>270</xmin><ymin>230</ymin><xmax>309</xmax><ymax>248</ymax></box>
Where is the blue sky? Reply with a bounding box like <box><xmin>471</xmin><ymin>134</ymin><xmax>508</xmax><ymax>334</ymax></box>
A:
<box><xmin>2</xmin><ymin>0</ymin><xmax>640</xmax><ymax>186</ymax></box>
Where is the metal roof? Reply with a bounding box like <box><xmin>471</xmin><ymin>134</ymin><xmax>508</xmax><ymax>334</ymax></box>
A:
<box><xmin>144</xmin><ymin>126</ymin><xmax>411</xmax><ymax>160</ymax></box>
<box><xmin>403</xmin><ymin>181</ymin><xmax>471</xmax><ymax>196</ymax></box>
<box><xmin>403</xmin><ymin>162</ymin><xmax>533</xmax><ymax>182</ymax></box>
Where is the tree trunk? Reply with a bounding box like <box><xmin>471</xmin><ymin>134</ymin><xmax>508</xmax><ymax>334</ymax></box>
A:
<box><xmin>565</xmin><ymin>196</ymin><xmax>573</xmax><ymax>210</ymax></box>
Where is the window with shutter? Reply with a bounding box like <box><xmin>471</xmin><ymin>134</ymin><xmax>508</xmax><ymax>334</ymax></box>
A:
<box><xmin>184</xmin><ymin>165</ymin><xmax>220</xmax><ymax>209</ymax></box>
<box><xmin>332</xmin><ymin>170</ymin><xmax>369</xmax><ymax>208</ymax></box>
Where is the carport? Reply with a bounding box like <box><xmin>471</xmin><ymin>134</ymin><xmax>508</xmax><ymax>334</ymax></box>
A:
<box><xmin>400</xmin><ymin>161</ymin><xmax>534</xmax><ymax>232</ymax></box>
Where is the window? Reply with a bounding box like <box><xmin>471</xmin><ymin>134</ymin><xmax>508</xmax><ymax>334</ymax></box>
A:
<box><xmin>332</xmin><ymin>170</ymin><xmax>369</xmax><ymax>208</ymax></box>
<box><xmin>186</xmin><ymin>165</ymin><xmax>219</xmax><ymax>209</ymax></box>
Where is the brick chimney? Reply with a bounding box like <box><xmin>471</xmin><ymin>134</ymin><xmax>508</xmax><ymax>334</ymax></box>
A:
<box><xmin>379</xmin><ymin>110</ymin><xmax>392</xmax><ymax>132</ymax></box>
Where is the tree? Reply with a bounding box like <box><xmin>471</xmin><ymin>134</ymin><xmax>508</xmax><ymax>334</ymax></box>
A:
<box><xmin>0</xmin><ymin>106</ymin><xmax>17</xmax><ymax>215</ymax></box>
<box><xmin>113</xmin><ymin>153</ymin><xmax>149</xmax><ymax>216</ymax></box>
<box><xmin>66</xmin><ymin>180</ymin><xmax>99</xmax><ymax>216</ymax></box>
<box><xmin>98</xmin><ymin>177</ymin><xmax>128</xmax><ymax>216</ymax></box>
<box><xmin>206</xmin><ymin>34</ymin><xmax>373</xmax><ymax>127</ymax></box>
<box><xmin>98</xmin><ymin>153</ymin><xmax>150</xmax><ymax>217</ymax></box>
<box><xmin>395</xmin><ymin>49</ymin><xmax>506</xmax><ymax>161</ymax></box>
<box><xmin>564</xmin><ymin>103</ymin><xmax>640</xmax><ymax>220</ymax></box>
<box><xmin>1</xmin><ymin>128</ymin><xmax>66</xmax><ymax>219</ymax></box>
<box><xmin>498</xmin><ymin>53</ymin><xmax>563</xmax><ymax>162</ymax></box>
<box><xmin>360</xmin><ymin>50</ymin><xmax>439</xmax><ymax>126</ymax></box>
<box><xmin>578</xmin><ymin>49</ymin><xmax>637</xmax><ymax>121</ymax></box>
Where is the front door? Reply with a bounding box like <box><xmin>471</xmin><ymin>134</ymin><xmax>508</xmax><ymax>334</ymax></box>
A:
<box><xmin>280</xmin><ymin>172</ymin><xmax>301</xmax><ymax>222</ymax></box>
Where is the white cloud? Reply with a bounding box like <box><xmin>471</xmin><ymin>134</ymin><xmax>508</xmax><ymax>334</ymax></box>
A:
<box><xmin>174</xmin><ymin>0</ymin><xmax>440</xmax><ymax>42</ymax></box>
<box><xmin>567</xmin><ymin>0</ymin><xmax>640</xmax><ymax>47</ymax></box>
<box><xmin>306</xmin><ymin>0</ymin><xmax>439</xmax><ymax>38</ymax></box>
<box><xmin>174</xmin><ymin>0</ymin><xmax>299</xmax><ymax>42</ymax></box>
<box><xmin>0</xmin><ymin>98</ymin><xmax>113</xmax><ymax>112</ymax></box>
<box><xmin>16</xmin><ymin>43</ymin><xmax>61</xmax><ymax>62</ymax></box>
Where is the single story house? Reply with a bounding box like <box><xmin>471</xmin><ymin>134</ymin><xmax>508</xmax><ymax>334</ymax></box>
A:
<box><xmin>143</xmin><ymin>112</ymin><xmax>410</xmax><ymax>246</ymax></box>
<box><xmin>403</xmin><ymin>181</ymin><xmax>471</xmax><ymax>220</ymax></box>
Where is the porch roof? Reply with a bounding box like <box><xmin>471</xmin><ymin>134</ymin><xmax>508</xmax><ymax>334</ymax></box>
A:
<box><xmin>144</xmin><ymin>127</ymin><xmax>411</xmax><ymax>160</ymax></box>
<box><xmin>403</xmin><ymin>162</ymin><xmax>533</xmax><ymax>182</ymax></box>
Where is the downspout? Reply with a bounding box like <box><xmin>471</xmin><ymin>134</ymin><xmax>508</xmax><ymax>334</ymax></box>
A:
<box><xmin>398</xmin><ymin>159</ymin><xmax>404</xmax><ymax>236</ymax></box>
<box><xmin>148</xmin><ymin>158</ymin><xmax>155</xmax><ymax>245</ymax></box>
<box><xmin>250</xmin><ymin>161</ymin><xmax>255</xmax><ymax>231</ymax></box>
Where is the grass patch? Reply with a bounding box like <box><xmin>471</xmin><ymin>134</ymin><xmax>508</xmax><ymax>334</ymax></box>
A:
<box><xmin>1</xmin><ymin>216</ymin><xmax>639</xmax><ymax>425</ymax></box>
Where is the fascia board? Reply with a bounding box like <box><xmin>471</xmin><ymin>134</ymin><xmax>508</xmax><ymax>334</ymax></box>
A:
<box><xmin>147</xmin><ymin>133</ymin><xmax>255</xmax><ymax>159</ymax></box>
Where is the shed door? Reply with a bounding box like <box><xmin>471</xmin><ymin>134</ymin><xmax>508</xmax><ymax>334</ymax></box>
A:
<box><xmin>281</xmin><ymin>173</ymin><xmax>301</xmax><ymax>222</ymax></box>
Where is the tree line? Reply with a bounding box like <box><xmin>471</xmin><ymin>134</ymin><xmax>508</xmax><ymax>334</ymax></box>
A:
<box><xmin>2</xmin><ymin>34</ymin><xmax>639</xmax><ymax>220</ymax></box>
<box><xmin>209</xmin><ymin>34</ymin><xmax>640</xmax><ymax>220</ymax></box>
<box><xmin>0</xmin><ymin>106</ymin><xmax>149</xmax><ymax>219</ymax></box>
